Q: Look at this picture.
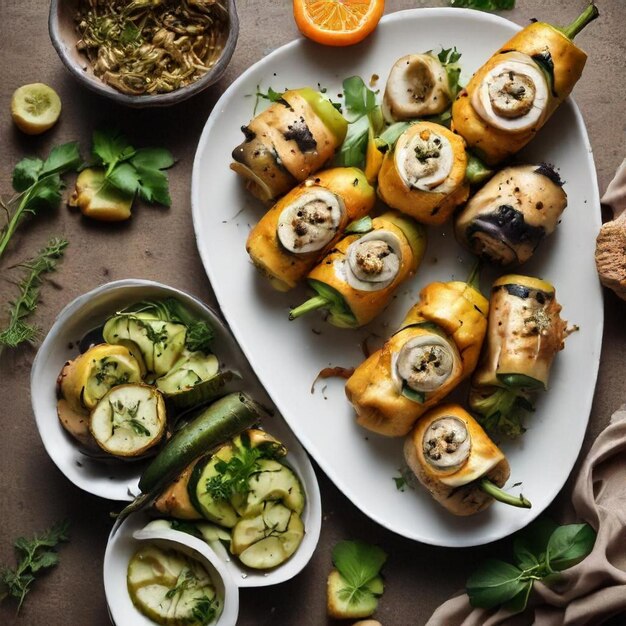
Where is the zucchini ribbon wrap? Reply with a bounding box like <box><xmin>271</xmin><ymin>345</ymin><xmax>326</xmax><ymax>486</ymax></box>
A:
<box><xmin>455</xmin><ymin>164</ymin><xmax>567</xmax><ymax>266</ymax></box>
<box><xmin>377</xmin><ymin>121</ymin><xmax>470</xmax><ymax>225</ymax></box>
<box><xmin>246</xmin><ymin>167</ymin><xmax>376</xmax><ymax>292</ymax></box>
<box><xmin>231</xmin><ymin>88</ymin><xmax>348</xmax><ymax>203</ymax></box>
<box><xmin>289</xmin><ymin>212</ymin><xmax>427</xmax><ymax>328</ymax></box>
<box><xmin>404</xmin><ymin>403</ymin><xmax>530</xmax><ymax>516</ymax></box>
<box><xmin>345</xmin><ymin>275</ymin><xmax>489</xmax><ymax>437</ymax></box>
<box><xmin>451</xmin><ymin>4</ymin><xmax>598</xmax><ymax>165</ymax></box>
<box><xmin>470</xmin><ymin>274</ymin><xmax>569</xmax><ymax>438</ymax></box>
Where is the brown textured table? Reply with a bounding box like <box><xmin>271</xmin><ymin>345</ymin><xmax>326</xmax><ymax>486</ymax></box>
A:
<box><xmin>1</xmin><ymin>1</ymin><xmax>625</xmax><ymax>625</ymax></box>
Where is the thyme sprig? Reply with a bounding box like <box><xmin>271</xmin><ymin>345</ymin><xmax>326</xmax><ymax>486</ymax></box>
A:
<box><xmin>0</xmin><ymin>238</ymin><xmax>69</xmax><ymax>350</ymax></box>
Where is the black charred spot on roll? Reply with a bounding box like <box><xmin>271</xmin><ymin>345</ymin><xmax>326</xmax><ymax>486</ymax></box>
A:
<box><xmin>536</xmin><ymin>201</ymin><xmax>544</xmax><ymax>210</ymax></box>
<box><xmin>535</xmin><ymin>291</ymin><xmax>546</xmax><ymax>305</ymax></box>
<box><xmin>283</xmin><ymin>117</ymin><xmax>317</xmax><ymax>153</ymax></box>
<box><xmin>241</xmin><ymin>125</ymin><xmax>256</xmax><ymax>142</ymax></box>
<box><xmin>353</xmin><ymin>178</ymin><xmax>359</xmax><ymax>186</ymax></box>
<box><xmin>534</xmin><ymin>163</ymin><xmax>564</xmax><ymax>186</ymax></box>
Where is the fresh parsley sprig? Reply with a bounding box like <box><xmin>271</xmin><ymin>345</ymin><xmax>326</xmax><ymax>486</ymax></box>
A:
<box><xmin>467</xmin><ymin>517</ymin><xmax>596</xmax><ymax>612</ymax></box>
<box><xmin>0</xmin><ymin>520</ymin><xmax>70</xmax><ymax>612</ymax></box>
<box><xmin>0</xmin><ymin>143</ymin><xmax>80</xmax><ymax>259</ymax></box>
<box><xmin>91</xmin><ymin>128</ymin><xmax>175</xmax><ymax>207</ymax></box>
<box><xmin>0</xmin><ymin>237</ymin><xmax>69</xmax><ymax>350</ymax></box>
<box><xmin>206</xmin><ymin>445</ymin><xmax>263</xmax><ymax>501</ymax></box>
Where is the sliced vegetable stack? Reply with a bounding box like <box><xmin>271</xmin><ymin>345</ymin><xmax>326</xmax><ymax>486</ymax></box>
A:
<box><xmin>56</xmin><ymin>298</ymin><xmax>236</xmax><ymax>458</ymax></box>
<box><xmin>117</xmin><ymin>396</ymin><xmax>308</xmax><ymax>571</ymax></box>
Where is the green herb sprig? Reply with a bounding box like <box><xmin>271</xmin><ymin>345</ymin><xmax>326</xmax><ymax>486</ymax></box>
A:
<box><xmin>0</xmin><ymin>143</ymin><xmax>80</xmax><ymax>259</ymax></box>
<box><xmin>335</xmin><ymin>76</ymin><xmax>383</xmax><ymax>170</ymax></box>
<box><xmin>91</xmin><ymin>128</ymin><xmax>175</xmax><ymax>207</ymax></box>
<box><xmin>467</xmin><ymin>518</ymin><xmax>596</xmax><ymax>612</ymax></box>
<box><xmin>206</xmin><ymin>445</ymin><xmax>263</xmax><ymax>501</ymax></box>
<box><xmin>450</xmin><ymin>0</ymin><xmax>515</xmax><ymax>10</ymax></box>
<box><xmin>0</xmin><ymin>520</ymin><xmax>70</xmax><ymax>612</ymax></box>
<box><xmin>0</xmin><ymin>237</ymin><xmax>69</xmax><ymax>350</ymax></box>
<box><xmin>332</xmin><ymin>540</ymin><xmax>387</xmax><ymax>607</ymax></box>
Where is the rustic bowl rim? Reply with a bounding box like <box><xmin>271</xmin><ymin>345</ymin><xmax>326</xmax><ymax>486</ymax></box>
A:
<box><xmin>48</xmin><ymin>0</ymin><xmax>239</xmax><ymax>108</ymax></box>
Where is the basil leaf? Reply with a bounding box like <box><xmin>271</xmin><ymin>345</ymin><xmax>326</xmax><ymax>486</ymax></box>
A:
<box><xmin>546</xmin><ymin>523</ymin><xmax>596</xmax><ymax>572</ymax></box>
<box><xmin>467</xmin><ymin>559</ymin><xmax>526</xmax><ymax>609</ymax></box>
<box><xmin>332</xmin><ymin>540</ymin><xmax>387</xmax><ymax>590</ymax></box>
<box><xmin>502</xmin><ymin>580</ymin><xmax>532</xmax><ymax>614</ymax></box>
<box><xmin>513</xmin><ymin>517</ymin><xmax>558</xmax><ymax>570</ymax></box>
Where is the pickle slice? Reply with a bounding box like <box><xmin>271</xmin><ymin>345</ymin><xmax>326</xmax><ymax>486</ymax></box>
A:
<box><xmin>11</xmin><ymin>83</ymin><xmax>61</xmax><ymax>135</ymax></box>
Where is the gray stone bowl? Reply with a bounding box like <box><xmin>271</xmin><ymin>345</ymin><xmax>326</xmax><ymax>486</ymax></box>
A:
<box><xmin>49</xmin><ymin>0</ymin><xmax>239</xmax><ymax>107</ymax></box>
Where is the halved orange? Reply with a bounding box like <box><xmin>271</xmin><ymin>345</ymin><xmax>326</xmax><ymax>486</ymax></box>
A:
<box><xmin>293</xmin><ymin>0</ymin><xmax>385</xmax><ymax>47</ymax></box>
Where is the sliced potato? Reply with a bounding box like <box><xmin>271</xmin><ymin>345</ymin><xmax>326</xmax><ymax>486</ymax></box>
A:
<box><xmin>56</xmin><ymin>397</ymin><xmax>98</xmax><ymax>449</ymax></box>
<box><xmin>327</xmin><ymin>570</ymin><xmax>383</xmax><ymax>619</ymax></box>
<box><xmin>90</xmin><ymin>384</ymin><xmax>166</xmax><ymax>458</ymax></box>
<box><xmin>11</xmin><ymin>83</ymin><xmax>61</xmax><ymax>135</ymax></box>
<box><xmin>153</xmin><ymin>462</ymin><xmax>203</xmax><ymax>520</ymax></box>
<box><xmin>69</xmin><ymin>168</ymin><xmax>133</xmax><ymax>221</ymax></box>
<box><xmin>58</xmin><ymin>343</ymin><xmax>143</xmax><ymax>413</ymax></box>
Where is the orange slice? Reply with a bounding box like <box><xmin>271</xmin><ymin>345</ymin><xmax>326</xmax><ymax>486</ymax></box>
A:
<box><xmin>293</xmin><ymin>0</ymin><xmax>385</xmax><ymax>47</ymax></box>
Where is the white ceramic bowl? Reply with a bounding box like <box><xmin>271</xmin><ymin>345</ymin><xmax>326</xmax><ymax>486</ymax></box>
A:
<box><xmin>32</xmin><ymin>279</ymin><xmax>322</xmax><ymax>586</ymax></box>
<box><xmin>104</xmin><ymin>514</ymin><xmax>239</xmax><ymax>626</ymax></box>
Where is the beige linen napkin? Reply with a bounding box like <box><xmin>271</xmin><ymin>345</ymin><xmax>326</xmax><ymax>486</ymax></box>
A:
<box><xmin>427</xmin><ymin>406</ymin><xmax>626</xmax><ymax>626</ymax></box>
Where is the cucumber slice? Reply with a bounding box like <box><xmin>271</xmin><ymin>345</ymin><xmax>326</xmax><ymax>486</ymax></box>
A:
<box><xmin>138</xmin><ymin>393</ymin><xmax>264</xmax><ymax>495</ymax></box>
<box><xmin>156</xmin><ymin>353</ymin><xmax>219</xmax><ymax>394</ymax></box>
<box><xmin>127</xmin><ymin>544</ymin><xmax>221</xmax><ymax>626</ymax></box>
<box><xmin>241</xmin><ymin>459</ymin><xmax>305</xmax><ymax>516</ymax></box>
<box><xmin>90</xmin><ymin>384</ymin><xmax>166</xmax><ymax>458</ymax></box>
<box><xmin>103</xmin><ymin>314</ymin><xmax>187</xmax><ymax>377</ymax></box>
<box><xmin>189</xmin><ymin>453</ymin><xmax>239</xmax><ymax>528</ymax></box>
<box><xmin>326</xmin><ymin>569</ymin><xmax>383</xmax><ymax>619</ymax></box>
<box><xmin>11</xmin><ymin>83</ymin><xmax>61</xmax><ymax>135</ymax></box>
<box><xmin>235</xmin><ymin>507</ymin><xmax>305</xmax><ymax>570</ymax></box>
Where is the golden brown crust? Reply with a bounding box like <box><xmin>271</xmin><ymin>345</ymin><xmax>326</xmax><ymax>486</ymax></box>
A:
<box><xmin>473</xmin><ymin>275</ymin><xmax>567</xmax><ymax>389</ymax></box>
<box><xmin>306</xmin><ymin>214</ymin><xmax>419</xmax><ymax>325</ymax></box>
<box><xmin>404</xmin><ymin>403</ymin><xmax>509</xmax><ymax>516</ymax></box>
<box><xmin>595</xmin><ymin>213</ymin><xmax>626</xmax><ymax>300</ymax></box>
<box><xmin>377</xmin><ymin>122</ymin><xmax>469</xmax><ymax>225</ymax></box>
<box><xmin>246</xmin><ymin>168</ymin><xmax>375</xmax><ymax>291</ymax></box>
<box><xmin>451</xmin><ymin>23</ymin><xmax>587</xmax><ymax>165</ymax></box>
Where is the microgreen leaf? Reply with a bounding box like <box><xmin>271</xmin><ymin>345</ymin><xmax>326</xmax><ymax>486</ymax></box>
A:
<box><xmin>467</xmin><ymin>559</ymin><xmax>527</xmax><ymax>609</ymax></box>
<box><xmin>332</xmin><ymin>540</ymin><xmax>387</xmax><ymax>592</ymax></box>
<box><xmin>546</xmin><ymin>524</ymin><xmax>596</xmax><ymax>572</ymax></box>
<box><xmin>342</xmin><ymin>76</ymin><xmax>377</xmax><ymax>123</ymax></box>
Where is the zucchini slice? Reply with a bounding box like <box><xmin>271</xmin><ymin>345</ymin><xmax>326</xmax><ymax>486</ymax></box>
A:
<box><xmin>189</xmin><ymin>452</ymin><xmax>239</xmax><ymax>528</ymax></box>
<box><xmin>127</xmin><ymin>543</ymin><xmax>221</xmax><ymax>626</ymax></box>
<box><xmin>234</xmin><ymin>504</ymin><xmax>305</xmax><ymax>570</ymax></box>
<box><xmin>103</xmin><ymin>313</ymin><xmax>187</xmax><ymax>377</ymax></box>
<box><xmin>240</xmin><ymin>459</ymin><xmax>305</xmax><ymax>517</ymax></box>
<box><xmin>58</xmin><ymin>343</ymin><xmax>143</xmax><ymax>412</ymax></box>
<box><xmin>90</xmin><ymin>384</ymin><xmax>166</xmax><ymax>458</ymax></box>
